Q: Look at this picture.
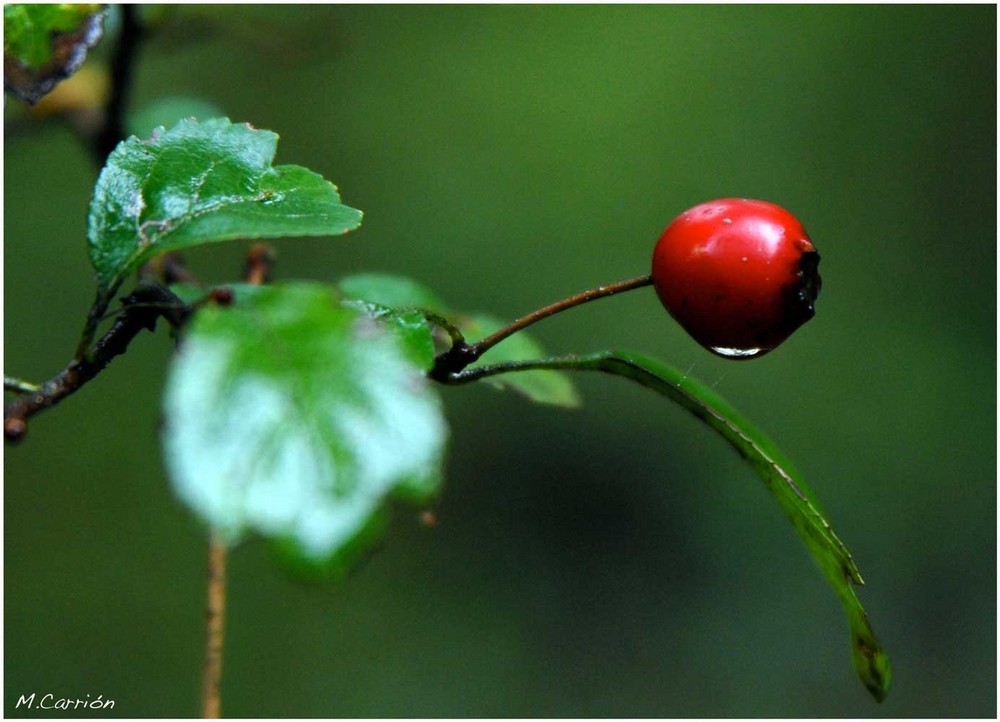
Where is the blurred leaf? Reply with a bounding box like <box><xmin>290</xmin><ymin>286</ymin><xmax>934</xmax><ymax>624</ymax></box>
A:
<box><xmin>168</xmin><ymin>281</ymin><xmax>266</xmax><ymax>306</ymax></box>
<box><xmin>127</xmin><ymin>95</ymin><xmax>226</xmax><ymax>138</ymax></box>
<box><xmin>168</xmin><ymin>282</ymin><xmax>218</xmax><ymax>306</ymax></box>
<box><xmin>170</xmin><ymin>280</ymin><xmax>439</xmax><ymax>372</ymax></box>
<box><xmin>463</xmin><ymin>313</ymin><xmax>581</xmax><ymax>408</ymax></box>
<box><xmin>3</xmin><ymin>3</ymin><xmax>106</xmax><ymax>104</ymax></box>
<box><xmin>467</xmin><ymin>348</ymin><xmax>891</xmax><ymax>701</ymax></box>
<box><xmin>88</xmin><ymin>117</ymin><xmax>363</xmax><ymax>298</ymax></box>
<box><xmin>161</xmin><ymin>282</ymin><xmax>447</xmax><ymax>574</ymax></box>
<box><xmin>337</xmin><ymin>272</ymin><xmax>580</xmax><ymax>407</ymax></box>
<box><xmin>338</xmin><ymin>272</ymin><xmax>449</xmax><ymax>312</ymax></box>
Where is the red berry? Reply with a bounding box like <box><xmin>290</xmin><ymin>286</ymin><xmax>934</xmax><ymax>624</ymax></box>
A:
<box><xmin>651</xmin><ymin>198</ymin><xmax>821</xmax><ymax>359</ymax></box>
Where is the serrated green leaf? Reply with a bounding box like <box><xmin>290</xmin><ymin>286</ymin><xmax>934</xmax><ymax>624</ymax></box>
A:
<box><xmin>88</xmin><ymin>117</ymin><xmax>363</xmax><ymax>298</ymax></box>
<box><xmin>161</xmin><ymin>282</ymin><xmax>447</xmax><ymax>574</ymax></box>
<box><xmin>4</xmin><ymin>4</ymin><xmax>106</xmax><ymax>104</ymax></box>
<box><xmin>336</xmin><ymin>272</ymin><xmax>581</xmax><ymax>408</ymax></box>
<box><xmin>457</xmin><ymin>349</ymin><xmax>890</xmax><ymax>702</ymax></box>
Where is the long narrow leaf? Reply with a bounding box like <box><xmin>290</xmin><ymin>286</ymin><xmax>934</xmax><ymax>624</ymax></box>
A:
<box><xmin>453</xmin><ymin>349</ymin><xmax>891</xmax><ymax>701</ymax></box>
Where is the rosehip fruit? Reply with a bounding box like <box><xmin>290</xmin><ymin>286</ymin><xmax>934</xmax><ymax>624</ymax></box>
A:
<box><xmin>651</xmin><ymin>198</ymin><xmax>821</xmax><ymax>359</ymax></box>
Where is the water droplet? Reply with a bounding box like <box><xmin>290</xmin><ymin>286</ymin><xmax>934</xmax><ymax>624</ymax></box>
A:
<box><xmin>709</xmin><ymin>346</ymin><xmax>765</xmax><ymax>359</ymax></box>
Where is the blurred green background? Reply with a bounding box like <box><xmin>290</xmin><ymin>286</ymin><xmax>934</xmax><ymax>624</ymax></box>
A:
<box><xmin>5</xmin><ymin>4</ymin><xmax>995</xmax><ymax>717</ymax></box>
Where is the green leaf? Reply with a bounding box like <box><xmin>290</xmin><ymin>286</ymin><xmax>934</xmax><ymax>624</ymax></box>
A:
<box><xmin>456</xmin><ymin>349</ymin><xmax>890</xmax><ymax>702</ymax></box>
<box><xmin>3</xmin><ymin>4</ymin><xmax>106</xmax><ymax>104</ymax></box>
<box><xmin>161</xmin><ymin>282</ymin><xmax>447</xmax><ymax>574</ymax></box>
<box><xmin>338</xmin><ymin>272</ymin><xmax>449</xmax><ymax>313</ymax></box>
<box><xmin>3</xmin><ymin>4</ymin><xmax>103</xmax><ymax>66</ymax></box>
<box><xmin>336</xmin><ymin>272</ymin><xmax>580</xmax><ymax>408</ymax></box>
<box><xmin>462</xmin><ymin>313</ymin><xmax>581</xmax><ymax>408</ymax></box>
<box><xmin>168</xmin><ymin>282</ymin><xmax>268</xmax><ymax>307</ymax></box>
<box><xmin>88</xmin><ymin>117</ymin><xmax>363</xmax><ymax>298</ymax></box>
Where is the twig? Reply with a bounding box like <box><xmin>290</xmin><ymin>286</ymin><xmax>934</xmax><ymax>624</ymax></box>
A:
<box><xmin>4</xmin><ymin>376</ymin><xmax>40</xmax><ymax>394</ymax></box>
<box><xmin>4</xmin><ymin>284</ymin><xmax>190</xmax><ymax>440</ymax></box>
<box><xmin>91</xmin><ymin>3</ymin><xmax>144</xmax><ymax>164</ymax></box>
<box><xmin>75</xmin><ymin>285</ymin><xmax>120</xmax><ymax>361</ymax></box>
<box><xmin>199</xmin><ymin>243</ymin><xmax>271</xmax><ymax>717</ymax></box>
<box><xmin>243</xmin><ymin>243</ymin><xmax>275</xmax><ymax>285</ymax></box>
<box><xmin>430</xmin><ymin>274</ymin><xmax>652</xmax><ymax>381</ymax></box>
<box><xmin>201</xmin><ymin>534</ymin><xmax>227</xmax><ymax>719</ymax></box>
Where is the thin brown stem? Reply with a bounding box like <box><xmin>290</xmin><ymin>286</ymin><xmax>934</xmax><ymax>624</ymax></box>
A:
<box><xmin>244</xmin><ymin>243</ymin><xmax>275</xmax><ymax>285</ymax></box>
<box><xmin>75</xmin><ymin>286</ymin><xmax>119</xmax><ymax>361</ymax></box>
<box><xmin>198</xmin><ymin>239</ymin><xmax>272</xmax><ymax>717</ymax></box>
<box><xmin>430</xmin><ymin>273</ymin><xmax>652</xmax><ymax>381</ymax></box>
<box><xmin>474</xmin><ymin>273</ymin><xmax>652</xmax><ymax>354</ymax></box>
<box><xmin>201</xmin><ymin>534</ymin><xmax>227</xmax><ymax>719</ymax></box>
